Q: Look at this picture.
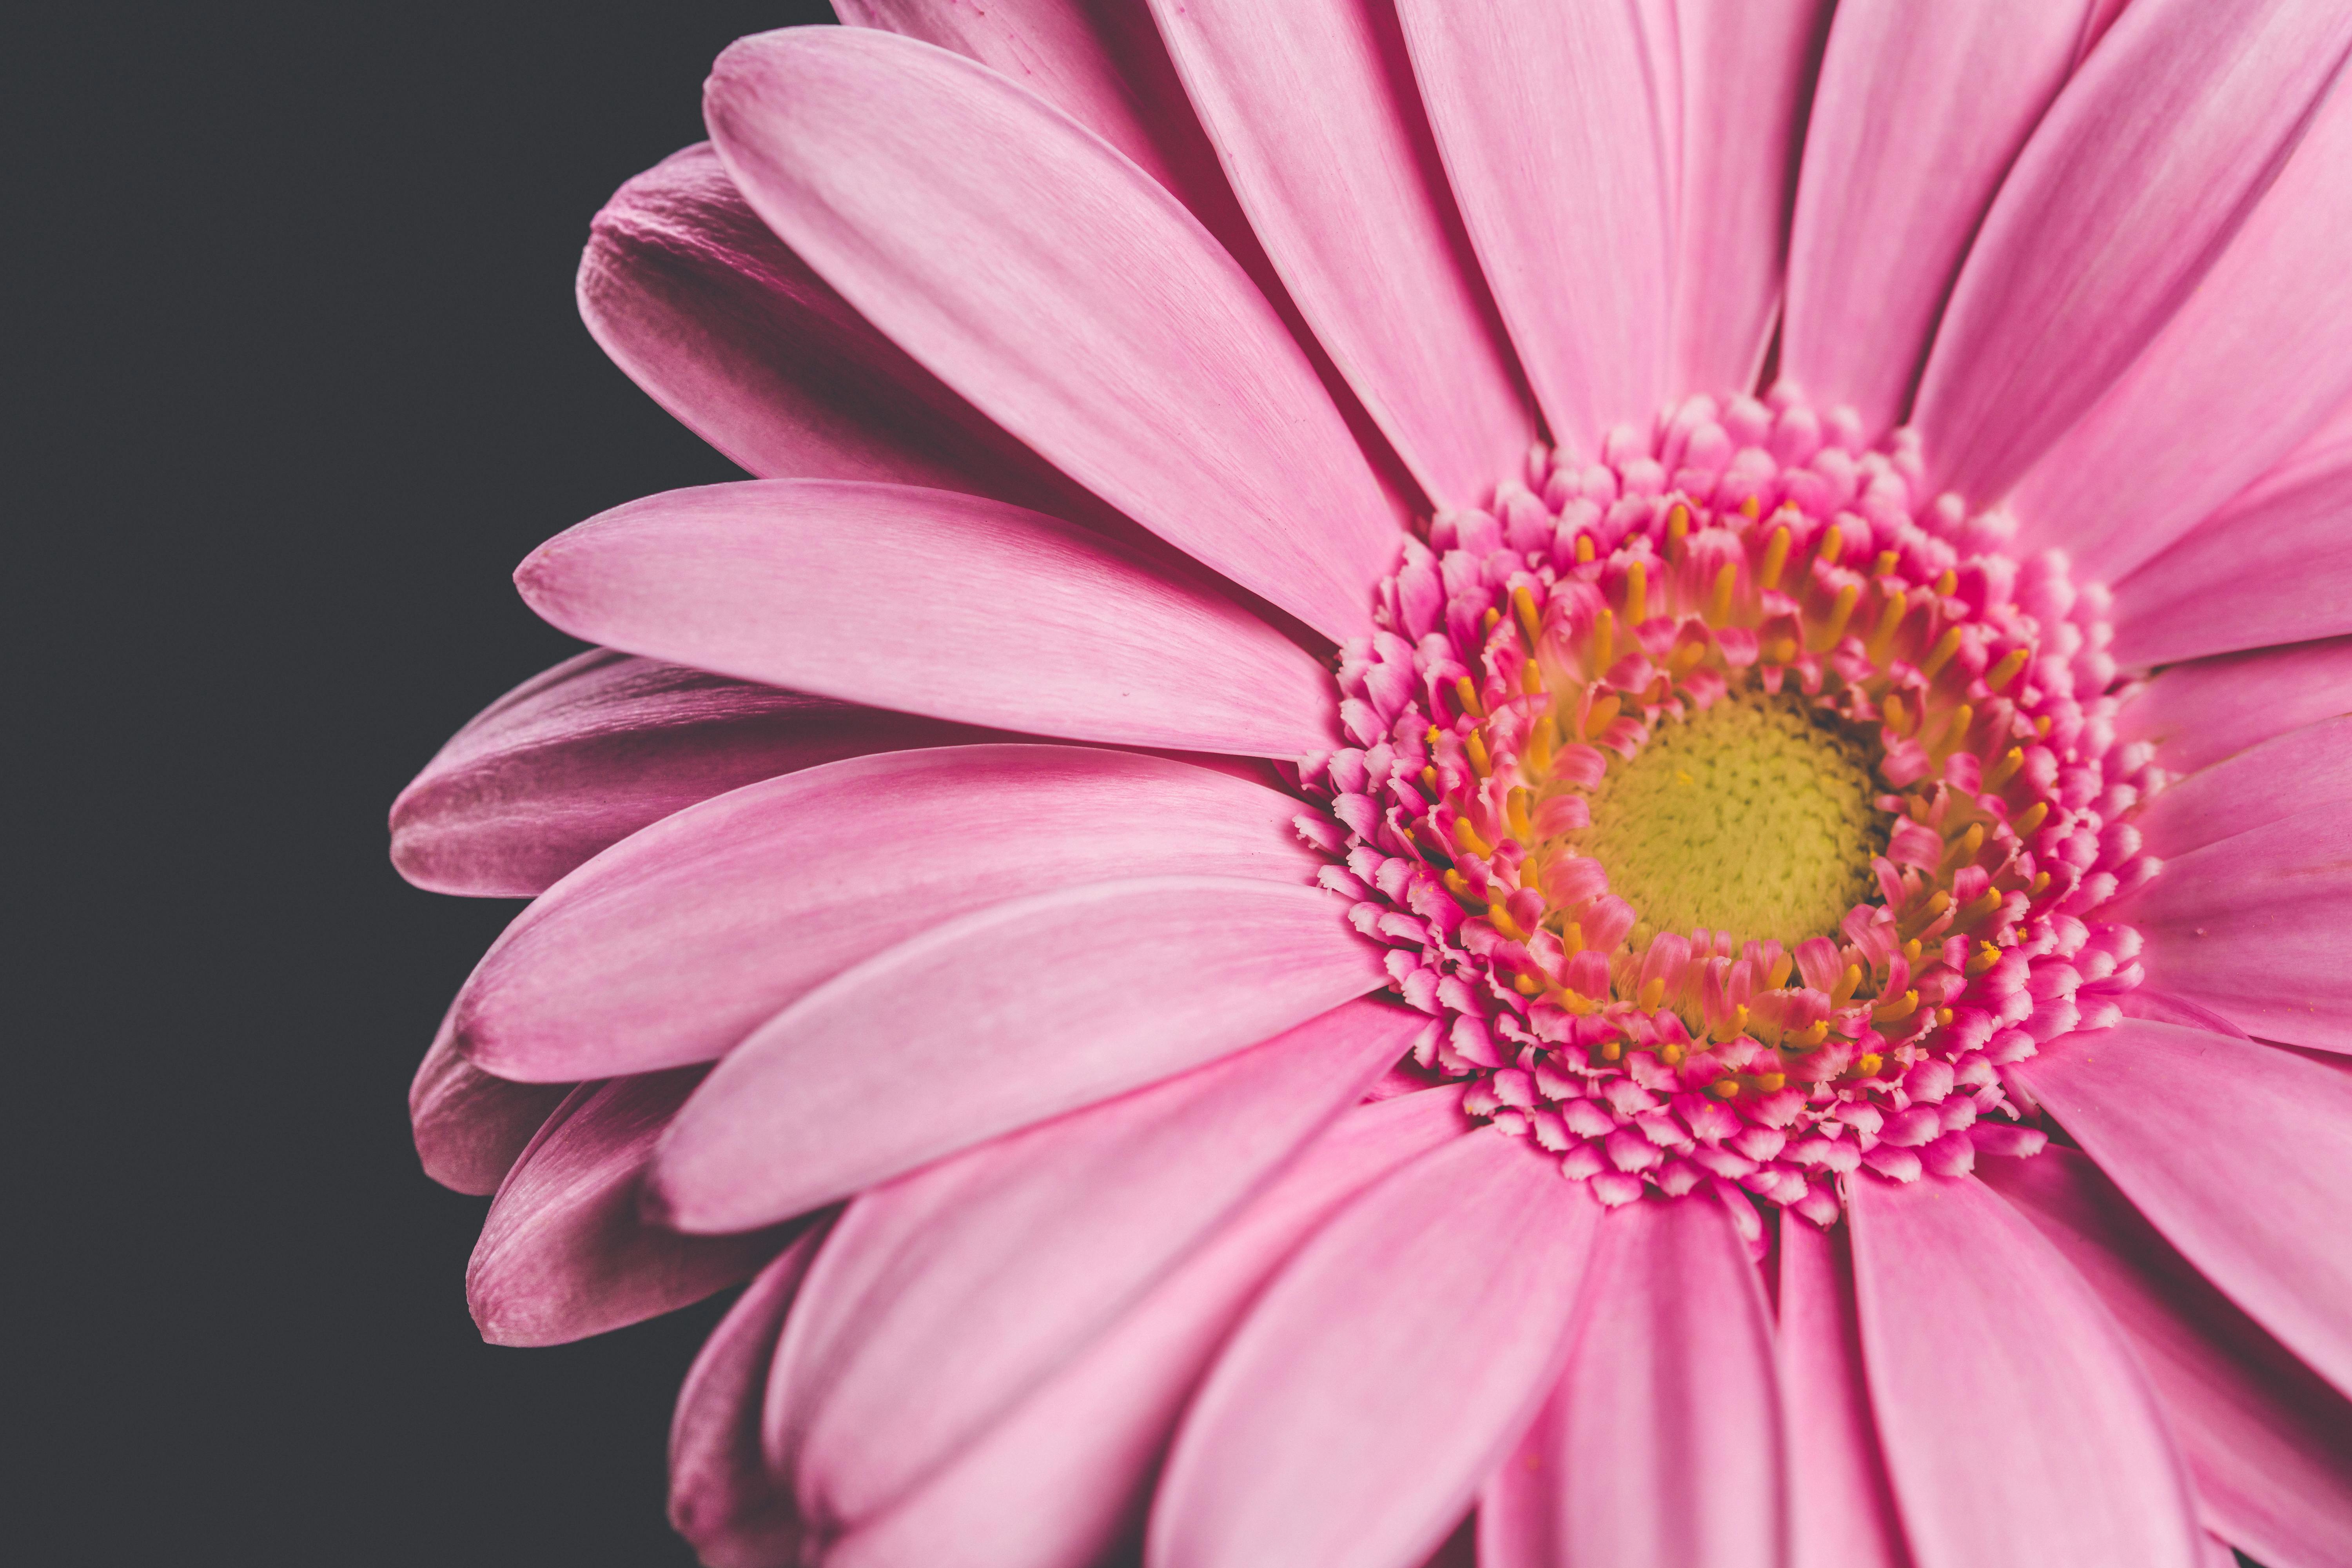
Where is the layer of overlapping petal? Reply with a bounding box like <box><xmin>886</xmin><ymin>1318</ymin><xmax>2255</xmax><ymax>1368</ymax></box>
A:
<box><xmin>393</xmin><ymin>4</ymin><xmax>2352</xmax><ymax>1566</ymax></box>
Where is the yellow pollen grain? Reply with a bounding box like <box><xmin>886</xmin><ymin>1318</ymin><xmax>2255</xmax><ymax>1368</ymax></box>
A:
<box><xmin>1813</xmin><ymin>583</ymin><xmax>1860</xmax><ymax>650</ymax></box>
<box><xmin>1987</xmin><ymin>648</ymin><xmax>2029</xmax><ymax>691</ymax></box>
<box><xmin>1583</xmin><ymin>691</ymin><xmax>1623</xmax><ymax>740</ymax></box>
<box><xmin>2013</xmin><ymin>800</ymin><xmax>2049</xmax><ymax>835</ymax></box>
<box><xmin>1818</xmin><ymin>524</ymin><xmax>1844</xmax><ymax>567</ymax></box>
<box><xmin>1591</xmin><ymin>608</ymin><xmax>1616</xmax><ymax>670</ymax></box>
<box><xmin>1454</xmin><ymin>675</ymin><xmax>1484</xmax><ymax>719</ymax></box>
<box><xmin>1709</xmin><ymin>562</ymin><xmax>1738</xmax><ymax>624</ymax></box>
<box><xmin>1760</xmin><ymin>526</ymin><xmax>1791</xmax><ymax>591</ymax></box>
<box><xmin>1873</xmin><ymin>550</ymin><xmax>1900</xmax><ymax>579</ymax></box>
<box><xmin>1873</xmin><ymin>989</ymin><xmax>1920</xmax><ymax>1023</ymax></box>
<box><xmin>1625</xmin><ymin>561</ymin><xmax>1649</xmax><ymax>627</ymax></box>
<box><xmin>1986</xmin><ymin>747</ymin><xmax>2024</xmax><ymax>789</ymax></box>
<box><xmin>1832</xmin><ymin>964</ymin><xmax>1863</xmax><ymax>1007</ymax></box>
<box><xmin>1865</xmin><ymin>591</ymin><xmax>1907</xmax><ymax>664</ymax></box>
<box><xmin>1934</xmin><ymin>568</ymin><xmax>1958</xmax><ymax>598</ymax></box>
<box><xmin>1467</xmin><ymin>728</ymin><xmax>1493</xmax><ymax>777</ymax></box>
<box><xmin>1921</xmin><ymin>626</ymin><xmax>1965</xmax><ymax>679</ymax></box>
<box><xmin>1512</xmin><ymin>584</ymin><xmax>1543</xmax><ymax>648</ymax></box>
<box><xmin>1483</xmin><ymin>606</ymin><xmax>1501</xmax><ymax>635</ymax></box>
<box><xmin>1575</xmin><ymin>533</ymin><xmax>1595</xmax><ymax>564</ymax></box>
<box><xmin>1452</xmin><ymin>816</ymin><xmax>1492</xmax><ymax>858</ymax></box>
<box><xmin>1638</xmin><ymin>976</ymin><xmax>1668</xmax><ymax>1011</ymax></box>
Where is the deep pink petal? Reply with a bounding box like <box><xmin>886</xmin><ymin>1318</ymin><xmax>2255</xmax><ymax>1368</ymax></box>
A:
<box><xmin>391</xmin><ymin>648</ymin><xmax>991</xmax><ymax>898</ymax></box>
<box><xmin>2109</xmin><ymin>810</ymin><xmax>2352</xmax><ymax>1052</ymax></box>
<box><xmin>1910</xmin><ymin>0</ymin><xmax>2352</xmax><ymax>501</ymax></box>
<box><xmin>653</xmin><ymin>877</ymin><xmax>1382</xmax><ymax>1233</ymax></box>
<box><xmin>2134</xmin><ymin>715</ymin><xmax>2350</xmax><ymax>859</ymax></box>
<box><xmin>2011</xmin><ymin>83</ymin><xmax>2352</xmax><ymax>580</ymax></box>
<box><xmin>1982</xmin><ymin>1147</ymin><xmax>2352</xmax><ymax>1568</ymax></box>
<box><xmin>1777</xmin><ymin>1219</ymin><xmax>1914</xmax><ymax>1568</ymax></box>
<box><xmin>2114</xmin><ymin>636</ymin><xmax>2352</xmax><ymax>774</ymax></box>
<box><xmin>1847</xmin><ymin>1172</ymin><xmax>2203</xmax><ymax>1568</ymax></box>
<box><xmin>2017</xmin><ymin>1020</ymin><xmax>2352</xmax><ymax>1396</ymax></box>
<box><xmin>516</xmin><ymin>480</ymin><xmax>1338</xmax><ymax>758</ymax></box>
<box><xmin>1146</xmin><ymin>0</ymin><xmax>1536</xmax><ymax>508</ymax></box>
<box><xmin>766</xmin><ymin>1000</ymin><xmax>1422</xmax><ymax>1531</ymax></box>
<box><xmin>1483</xmin><ymin>1196</ymin><xmax>1785</xmax><ymax>1568</ymax></box>
<box><xmin>668</xmin><ymin>1225</ymin><xmax>828</xmax><ymax>1568</ymax></box>
<box><xmin>703</xmin><ymin>28</ymin><xmax>1401</xmax><ymax>642</ymax></box>
<box><xmin>1394</xmin><ymin>2</ymin><xmax>1672</xmax><ymax>456</ymax></box>
<box><xmin>824</xmin><ymin>1092</ymin><xmax>1470</xmax><ymax>1568</ymax></box>
<box><xmin>409</xmin><ymin>1013</ymin><xmax>569</xmax><ymax>1196</ymax></box>
<box><xmin>1783</xmin><ymin>0</ymin><xmax>2089</xmax><ymax>435</ymax></box>
<box><xmin>1147</xmin><ymin>1131</ymin><xmax>1600</xmax><ymax>1568</ymax></box>
<box><xmin>453</xmin><ymin>746</ymin><xmax>1319</xmax><ymax>1083</ymax></box>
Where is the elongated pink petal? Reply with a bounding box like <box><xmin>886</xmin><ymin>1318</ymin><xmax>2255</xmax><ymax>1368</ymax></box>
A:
<box><xmin>654</xmin><ymin>877</ymin><xmax>1381</xmax><ymax>1233</ymax></box>
<box><xmin>2113</xmin><ymin>405</ymin><xmax>2352</xmax><ymax>666</ymax></box>
<box><xmin>704</xmin><ymin>28</ymin><xmax>1401</xmax><ymax>641</ymax></box>
<box><xmin>2109</xmin><ymin>811</ymin><xmax>2352</xmax><ymax>1052</ymax></box>
<box><xmin>518</xmin><ymin>481</ymin><xmax>1337</xmax><ymax>759</ymax></box>
<box><xmin>770</xmin><ymin>999</ymin><xmax>1425</xmax><ymax>1531</ymax></box>
<box><xmin>1146</xmin><ymin>0</ymin><xmax>1535</xmax><ymax>509</ymax></box>
<box><xmin>410</xmin><ymin>1014</ymin><xmax>569</xmax><ymax>1196</ymax></box>
<box><xmin>1483</xmin><ymin>1196</ymin><xmax>1784</xmax><ymax>1568</ymax></box>
<box><xmin>1667</xmin><ymin>0</ymin><xmax>1837</xmax><ymax>396</ymax></box>
<box><xmin>1149</xmin><ymin>1131</ymin><xmax>1599</xmax><ymax>1568</ymax></box>
<box><xmin>2114</xmin><ymin>636</ymin><xmax>2352</xmax><ymax>774</ymax></box>
<box><xmin>1982</xmin><ymin>1147</ymin><xmax>2352</xmax><ymax>1568</ymax></box>
<box><xmin>392</xmin><ymin>648</ymin><xmax>992</xmax><ymax>898</ymax></box>
<box><xmin>825</xmin><ymin>1092</ymin><xmax>1470</xmax><ymax>1568</ymax></box>
<box><xmin>2134</xmin><ymin>716</ymin><xmax>2350</xmax><ymax>858</ymax></box>
<box><xmin>669</xmin><ymin>1225</ymin><xmax>828</xmax><ymax>1568</ymax></box>
<box><xmin>466</xmin><ymin>1070</ymin><xmax>798</xmax><ymax>1347</ymax></box>
<box><xmin>1777</xmin><ymin>1220</ymin><xmax>1913</xmax><ymax>1568</ymax></box>
<box><xmin>1847</xmin><ymin>1172</ymin><xmax>2203</xmax><ymax>1568</ymax></box>
<box><xmin>1394</xmin><ymin>2</ymin><xmax>1672</xmax><ymax>456</ymax></box>
<box><xmin>2012</xmin><ymin>83</ymin><xmax>2352</xmax><ymax>579</ymax></box>
<box><xmin>2017</xmin><ymin>1021</ymin><xmax>2352</xmax><ymax>1396</ymax></box>
<box><xmin>454</xmin><ymin>746</ymin><xmax>1319</xmax><ymax>1083</ymax></box>
<box><xmin>1911</xmin><ymin>0</ymin><xmax>2352</xmax><ymax>501</ymax></box>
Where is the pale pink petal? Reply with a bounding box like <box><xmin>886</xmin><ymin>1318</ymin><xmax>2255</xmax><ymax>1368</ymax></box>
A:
<box><xmin>1147</xmin><ymin>1131</ymin><xmax>1599</xmax><ymax>1568</ymax></box>
<box><xmin>1782</xmin><ymin>0</ymin><xmax>2087</xmax><ymax>435</ymax></box>
<box><xmin>669</xmin><ymin>1225</ymin><xmax>827</xmax><ymax>1568</ymax></box>
<box><xmin>653</xmin><ymin>877</ymin><xmax>1381</xmax><ymax>1233</ymax></box>
<box><xmin>704</xmin><ymin>28</ymin><xmax>1401</xmax><ymax>641</ymax></box>
<box><xmin>1982</xmin><ymin>1146</ymin><xmax>2352</xmax><ymax>1568</ymax></box>
<box><xmin>2108</xmin><ymin>811</ymin><xmax>2352</xmax><ymax>1052</ymax></box>
<box><xmin>1911</xmin><ymin>0</ymin><xmax>2352</xmax><ymax>502</ymax></box>
<box><xmin>1667</xmin><ymin>0</ymin><xmax>1838</xmax><ymax>396</ymax></box>
<box><xmin>1847</xmin><ymin>1172</ymin><xmax>2203</xmax><ymax>1568</ymax></box>
<box><xmin>1777</xmin><ymin>1220</ymin><xmax>1914</xmax><ymax>1568</ymax></box>
<box><xmin>2134</xmin><ymin>716</ymin><xmax>2350</xmax><ymax>858</ymax></box>
<box><xmin>2011</xmin><ymin>83</ymin><xmax>2352</xmax><ymax>579</ymax></box>
<box><xmin>2017</xmin><ymin>1020</ymin><xmax>2352</xmax><ymax>1396</ymax></box>
<box><xmin>454</xmin><ymin>746</ymin><xmax>1320</xmax><ymax>1083</ymax></box>
<box><xmin>517</xmin><ymin>481</ymin><xmax>1337</xmax><ymax>759</ymax></box>
<box><xmin>1482</xmin><ymin>1196</ymin><xmax>1784</xmax><ymax>1568</ymax></box>
<box><xmin>391</xmin><ymin>648</ymin><xmax>993</xmax><ymax>898</ymax></box>
<box><xmin>466</xmin><ymin>1069</ymin><xmax>800</xmax><ymax>1347</ymax></box>
<box><xmin>1394</xmin><ymin>2</ymin><xmax>1673</xmax><ymax>456</ymax></box>
<box><xmin>768</xmin><ymin>1000</ymin><xmax>1424</xmax><ymax>1530</ymax></box>
<box><xmin>824</xmin><ymin>1092</ymin><xmax>1470</xmax><ymax>1568</ymax></box>
<box><xmin>2112</xmin><ymin>403</ymin><xmax>2352</xmax><ymax>666</ymax></box>
<box><xmin>1145</xmin><ymin>0</ymin><xmax>1536</xmax><ymax>507</ymax></box>
<box><xmin>2114</xmin><ymin>636</ymin><xmax>2352</xmax><ymax>774</ymax></box>
<box><xmin>409</xmin><ymin>1012</ymin><xmax>569</xmax><ymax>1196</ymax></box>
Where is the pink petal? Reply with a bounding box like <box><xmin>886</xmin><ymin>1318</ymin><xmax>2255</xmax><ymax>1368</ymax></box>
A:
<box><xmin>1148</xmin><ymin>1131</ymin><xmax>1600</xmax><ymax>1568</ymax></box>
<box><xmin>2114</xmin><ymin>635</ymin><xmax>2352</xmax><ymax>774</ymax></box>
<box><xmin>2109</xmin><ymin>811</ymin><xmax>2352</xmax><ymax>1052</ymax></box>
<box><xmin>516</xmin><ymin>480</ymin><xmax>1338</xmax><ymax>759</ymax></box>
<box><xmin>1982</xmin><ymin>1147</ymin><xmax>2352</xmax><ymax>1568</ymax></box>
<box><xmin>391</xmin><ymin>648</ymin><xmax>989</xmax><ymax>898</ymax></box>
<box><xmin>669</xmin><ymin>1225</ymin><xmax>827</xmax><ymax>1568</ymax></box>
<box><xmin>2112</xmin><ymin>403</ymin><xmax>2352</xmax><ymax>666</ymax></box>
<box><xmin>454</xmin><ymin>745</ymin><xmax>1319</xmax><ymax>1083</ymax></box>
<box><xmin>822</xmin><ymin>1091</ymin><xmax>1470</xmax><ymax>1568</ymax></box>
<box><xmin>2017</xmin><ymin>1020</ymin><xmax>2352</xmax><ymax>1397</ymax></box>
<box><xmin>652</xmin><ymin>876</ymin><xmax>1383</xmax><ymax>1232</ymax></box>
<box><xmin>1666</xmin><ymin>0</ymin><xmax>1838</xmax><ymax>396</ymax></box>
<box><xmin>704</xmin><ymin>28</ymin><xmax>1401</xmax><ymax>642</ymax></box>
<box><xmin>2011</xmin><ymin>82</ymin><xmax>2352</xmax><ymax>581</ymax></box>
<box><xmin>1848</xmin><ymin>1172</ymin><xmax>2203</xmax><ymax>1568</ymax></box>
<box><xmin>409</xmin><ymin>1012</ymin><xmax>569</xmax><ymax>1196</ymax></box>
<box><xmin>1145</xmin><ymin>0</ymin><xmax>1537</xmax><ymax>508</ymax></box>
<box><xmin>1776</xmin><ymin>1218</ymin><xmax>1913</xmax><ymax>1568</ymax></box>
<box><xmin>768</xmin><ymin>1000</ymin><xmax>1425</xmax><ymax>1529</ymax></box>
<box><xmin>1911</xmin><ymin>0</ymin><xmax>2352</xmax><ymax>502</ymax></box>
<box><xmin>1483</xmin><ymin>1196</ymin><xmax>1784</xmax><ymax>1568</ymax></box>
<box><xmin>1783</xmin><ymin>0</ymin><xmax>2091</xmax><ymax>435</ymax></box>
<box><xmin>2134</xmin><ymin>715</ymin><xmax>2350</xmax><ymax>858</ymax></box>
<box><xmin>1394</xmin><ymin>2</ymin><xmax>1672</xmax><ymax>456</ymax></box>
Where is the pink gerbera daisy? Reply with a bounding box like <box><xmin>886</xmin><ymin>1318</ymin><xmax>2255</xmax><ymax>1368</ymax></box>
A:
<box><xmin>393</xmin><ymin>4</ymin><xmax>2352</xmax><ymax>1566</ymax></box>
